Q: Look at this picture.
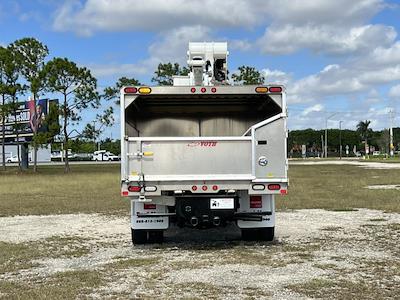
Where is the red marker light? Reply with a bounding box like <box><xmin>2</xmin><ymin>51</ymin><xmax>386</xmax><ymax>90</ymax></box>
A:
<box><xmin>280</xmin><ymin>189</ymin><xmax>288</xmax><ymax>195</ymax></box>
<box><xmin>212</xmin><ymin>185</ymin><xmax>218</xmax><ymax>191</ymax></box>
<box><xmin>211</xmin><ymin>87</ymin><xmax>217</xmax><ymax>93</ymax></box>
<box><xmin>201</xmin><ymin>87</ymin><xmax>206</xmax><ymax>93</ymax></box>
<box><xmin>202</xmin><ymin>185</ymin><xmax>208</xmax><ymax>191</ymax></box>
<box><xmin>144</xmin><ymin>204</ymin><xmax>156</xmax><ymax>209</ymax></box>
<box><xmin>124</xmin><ymin>87</ymin><xmax>137</xmax><ymax>94</ymax></box>
<box><xmin>128</xmin><ymin>186</ymin><xmax>141</xmax><ymax>192</ymax></box>
<box><xmin>268</xmin><ymin>184</ymin><xmax>281</xmax><ymax>190</ymax></box>
<box><xmin>192</xmin><ymin>185</ymin><xmax>198</xmax><ymax>191</ymax></box>
<box><xmin>250</xmin><ymin>196</ymin><xmax>262</xmax><ymax>208</ymax></box>
<box><xmin>191</xmin><ymin>87</ymin><xmax>196</xmax><ymax>93</ymax></box>
<box><xmin>269</xmin><ymin>86</ymin><xmax>282</xmax><ymax>93</ymax></box>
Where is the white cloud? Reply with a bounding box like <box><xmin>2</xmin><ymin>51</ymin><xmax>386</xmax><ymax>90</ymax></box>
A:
<box><xmin>389</xmin><ymin>84</ymin><xmax>400</xmax><ymax>98</ymax></box>
<box><xmin>301</xmin><ymin>104</ymin><xmax>324</xmax><ymax>116</ymax></box>
<box><xmin>52</xmin><ymin>0</ymin><xmax>387</xmax><ymax>59</ymax></box>
<box><xmin>264</xmin><ymin>0</ymin><xmax>384</xmax><ymax>25</ymax></box>
<box><xmin>258</xmin><ymin>24</ymin><xmax>396</xmax><ymax>55</ymax></box>
<box><xmin>52</xmin><ymin>0</ymin><xmax>261</xmax><ymax>36</ymax></box>
<box><xmin>261</xmin><ymin>68</ymin><xmax>291</xmax><ymax>85</ymax></box>
<box><xmin>288</xmin><ymin>41</ymin><xmax>400</xmax><ymax>104</ymax></box>
<box><xmin>256</xmin><ymin>0</ymin><xmax>389</xmax><ymax>56</ymax></box>
<box><xmin>230</xmin><ymin>40</ymin><xmax>252</xmax><ymax>52</ymax></box>
<box><xmin>147</xmin><ymin>25</ymin><xmax>211</xmax><ymax>64</ymax></box>
<box><xmin>88</xmin><ymin>25</ymin><xmax>211</xmax><ymax>79</ymax></box>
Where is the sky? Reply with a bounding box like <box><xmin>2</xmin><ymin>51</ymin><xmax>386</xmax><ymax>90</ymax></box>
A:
<box><xmin>1</xmin><ymin>0</ymin><xmax>400</xmax><ymax>140</ymax></box>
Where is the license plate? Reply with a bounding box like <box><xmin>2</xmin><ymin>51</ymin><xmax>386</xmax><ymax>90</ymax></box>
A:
<box><xmin>210</xmin><ymin>198</ymin><xmax>234</xmax><ymax>209</ymax></box>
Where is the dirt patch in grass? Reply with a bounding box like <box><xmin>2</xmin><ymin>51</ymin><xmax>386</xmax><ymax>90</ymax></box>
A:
<box><xmin>0</xmin><ymin>269</ymin><xmax>103</xmax><ymax>300</ymax></box>
<box><xmin>0</xmin><ymin>236</ymin><xmax>92</xmax><ymax>275</ymax></box>
<box><xmin>287</xmin><ymin>276</ymin><xmax>399</xmax><ymax>300</ymax></box>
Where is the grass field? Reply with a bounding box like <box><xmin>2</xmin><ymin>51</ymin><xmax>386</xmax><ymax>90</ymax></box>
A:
<box><xmin>1</xmin><ymin>163</ymin><xmax>399</xmax><ymax>216</ymax></box>
<box><xmin>0</xmin><ymin>164</ymin><xmax>128</xmax><ymax>216</ymax></box>
<box><xmin>278</xmin><ymin>164</ymin><xmax>400</xmax><ymax>212</ymax></box>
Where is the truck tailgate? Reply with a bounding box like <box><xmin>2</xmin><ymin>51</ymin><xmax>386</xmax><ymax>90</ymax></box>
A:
<box><xmin>126</xmin><ymin>137</ymin><xmax>252</xmax><ymax>180</ymax></box>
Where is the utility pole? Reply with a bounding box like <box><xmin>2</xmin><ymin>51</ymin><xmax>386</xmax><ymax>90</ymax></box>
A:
<box><xmin>389</xmin><ymin>109</ymin><xmax>394</xmax><ymax>157</ymax></box>
<box><xmin>339</xmin><ymin>121</ymin><xmax>343</xmax><ymax>160</ymax></box>
<box><xmin>325</xmin><ymin>113</ymin><xmax>337</xmax><ymax>158</ymax></box>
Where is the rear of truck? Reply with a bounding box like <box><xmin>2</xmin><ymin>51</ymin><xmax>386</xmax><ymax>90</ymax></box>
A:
<box><xmin>121</xmin><ymin>85</ymin><xmax>287</xmax><ymax>244</ymax></box>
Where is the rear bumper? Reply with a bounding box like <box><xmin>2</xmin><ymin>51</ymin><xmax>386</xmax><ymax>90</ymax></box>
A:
<box><xmin>121</xmin><ymin>179</ymin><xmax>288</xmax><ymax>198</ymax></box>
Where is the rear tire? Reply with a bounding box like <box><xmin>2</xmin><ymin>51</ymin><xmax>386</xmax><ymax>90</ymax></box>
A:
<box><xmin>148</xmin><ymin>230</ymin><xmax>164</xmax><ymax>243</ymax></box>
<box><xmin>259</xmin><ymin>227</ymin><xmax>274</xmax><ymax>241</ymax></box>
<box><xmin>241</xmin><ymin>229</ymin><xmax>258</xmax><ymax>241</ymax></box>
<box><xmin>131</xmin><ymin>229</ymin><xmax>147</xmax><ymax>245</ymax></box>
<box><xmin>241</xmin><ymin>227</ymin><xmax>274</xmax><ymax>241</ymax></box>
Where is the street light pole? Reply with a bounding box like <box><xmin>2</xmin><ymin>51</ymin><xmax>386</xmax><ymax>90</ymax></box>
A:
<box><xmin>325</xmin><ymin>113</ymin><xmax>337</xmax><ymax>158</ymax></box>
<box><xmin>339</xmin><ymin>121</ymin><xmax>343</xmax><ymax>160</ymax></box>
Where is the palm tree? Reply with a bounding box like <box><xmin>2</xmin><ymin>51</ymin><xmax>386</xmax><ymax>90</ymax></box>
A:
<box><xmin>357</xmin><ymin>120</ymin><xmax>372</xmax><ymax>155</ymax></box>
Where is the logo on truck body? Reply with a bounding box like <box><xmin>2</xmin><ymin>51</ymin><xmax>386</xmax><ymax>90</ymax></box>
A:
<box><xmin>187</xmin><ymin>141</ymin><xmax>218</xmax><ymax>147</ymax></box>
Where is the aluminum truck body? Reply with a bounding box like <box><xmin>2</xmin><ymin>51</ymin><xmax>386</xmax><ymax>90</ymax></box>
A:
<box><xmin>120</xmin><ymin>43</ymin><xmax>288</xmax><ymax>244</ymax></box>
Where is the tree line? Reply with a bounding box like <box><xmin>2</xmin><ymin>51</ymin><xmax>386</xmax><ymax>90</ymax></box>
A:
<box><xmin>289</xmin><ymin>121</ymin><xmax>399</xmax><ymax>156</ymax></box>
<box><xmin>0</xmin><ymin>37</ymin><xmax>119</xmax><ymax>173</ymax></box>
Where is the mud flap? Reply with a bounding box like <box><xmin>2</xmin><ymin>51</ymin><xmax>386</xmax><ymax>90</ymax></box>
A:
<box><xmin>131</xmin><ymin>201</ymin><xmax>169</xmax><ymax>230</ymax></box>
<box><xmin>237</xmin><ymin>194</ymin><xmax>275</xmax><ymax>229</ymax></box>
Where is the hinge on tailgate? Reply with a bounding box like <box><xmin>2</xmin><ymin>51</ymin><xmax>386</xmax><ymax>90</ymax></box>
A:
<box><xmin>128</xmin><ymin>151</ymin><xmax>154</xmax><ymax>158</ymax></box>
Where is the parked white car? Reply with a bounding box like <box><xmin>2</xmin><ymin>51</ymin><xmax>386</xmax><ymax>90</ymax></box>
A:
<box><xmin>6</xmin><ymin>155</ymin><xmax>32</xmax><ymax>163</ymax></box>
<box><xmin>6</xmin><ymin>155</ymin><xmax>19</xmax><ymax>163</ymax></box>
<box><xmin>92</xmin><ymin>150</ymin><xmax>120</xmax><ymax>161</ymax></box>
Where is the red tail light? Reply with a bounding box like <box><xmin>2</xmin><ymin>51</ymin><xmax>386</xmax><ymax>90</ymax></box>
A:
<box><xmin>250</xmin><ymin>196</ymin><xmax>262</xmax><ymax>208</ymax></box>
<box><xmin>201</xmin><ymin>87</ymin><xmax>206</xmax><ymax>93</ymax></box>
<box><xmin>202</xmin><ymin>186</ymin><xmax>208</xmax><ymax>191</ymax></box>
<box><xmin>121</xmin><ymin>191</ymin><xmax>129</xmax><ymax>196</ymax></box>
<box><xmin>191</xmin><ymin>87</ymin><xmax>196</xmax><ymax>93</ymax></box>
<box><xmin>144</xmin><ymin>204</ymin><xmax>156</xmax><ymax>209</ymax></box>
<box><xmin>124</xmin><ymin>87</ymin><xmax>137</xmax><ymax>93</ymax></box>
<box><xmin>268</xmin><ymin>184</ymin><xmax>281</xmax><ymax>190</ymax></box>
<box><xmin>128</xmin><ymin>186</ymin><xmax>141</xmax><ymax>192</ymax></box>
<box><xmin>192</xmin><ymin>185</ymin><xmax>198</xmax><ymax>191</ymax></box>
<box><xmin>269</xmin><ymin>86</ymin><xmax>282</xmax><ymax>93</ymax></box>
<box><xmin>280</xmin><ymin>189</ymin><xmax>288</xmax><ymax>195</ymax></box>
<box><xmin>211</xmin><ymin>87</ymin><xmax>217</xmax><ymax>93</ymax></box>
<box><xmin>212</xmin><ymin>185</ymin><xmax>218</xmax><ymax>191</ymax></box>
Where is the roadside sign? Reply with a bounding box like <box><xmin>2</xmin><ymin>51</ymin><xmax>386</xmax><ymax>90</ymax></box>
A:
<box><xmin>0</xmin><ymin>99</ymin><xmax>58</xmax><ymax>144</ymax></box>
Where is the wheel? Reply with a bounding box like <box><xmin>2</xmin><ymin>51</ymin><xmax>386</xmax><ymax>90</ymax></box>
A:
<box><xmin>241</xmin><ymin>227</ymin><xmax>274</xmax><ymax>241</ymax></box>
<box><xmin>241</xmin><ymin>229</ymin><xmax>258</xmax><ymax>241</ymax></box>
<box><xmin>259</xmin><ymin>227</ymin><xmax>274</xmax><ymax>241</ymax></box>
<box><xmin>131</xmin><ymin>229</ymin><xmax>147</xmax><ymax>245</ymax></box>
<box><xmin>148</xmin><ymin>230</ymin><xmax>164</xmax><ymax>243</ymax></box>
